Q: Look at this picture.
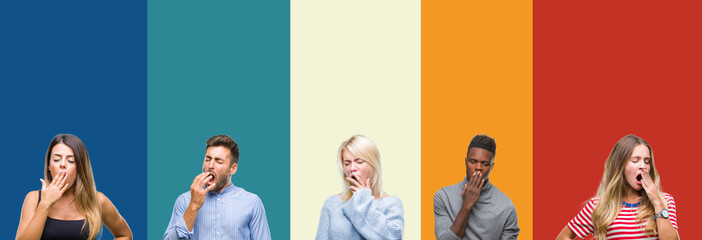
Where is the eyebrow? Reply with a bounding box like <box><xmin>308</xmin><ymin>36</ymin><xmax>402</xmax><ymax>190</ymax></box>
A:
<box><xmin>468</xmin><ymin>158</ymin><xmax>490</xmax><ymax>162</ymax></box>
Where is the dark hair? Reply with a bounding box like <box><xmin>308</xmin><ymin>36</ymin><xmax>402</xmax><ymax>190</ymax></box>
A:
<box><xmin>467</xmin><ymin>134</ymin><xmax>496</xmax><ymax>157</ymax></box>
<box><xmin>206</xmin><ymin>135</ymin><xmax>239</xmax><ymax>164</ymax></box>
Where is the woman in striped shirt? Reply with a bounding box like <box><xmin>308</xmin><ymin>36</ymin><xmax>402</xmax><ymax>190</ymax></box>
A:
<box><xmin>556</xmin><ymin>134</ymin><xmax>678</xmax><ymax>240</ymax></box>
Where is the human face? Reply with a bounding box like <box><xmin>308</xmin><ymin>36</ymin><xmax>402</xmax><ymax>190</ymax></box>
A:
<box><xmin>48</xmin><ymin>143</ymin><xmax>78</xmax><ymax>190</ymax></box>
<box><xmin>624</xmin><ymin>144</ymin><xmax>651</xmax><ymax>191</ymax></box>
<box><xmin>342</xmin><ymin>149</ymin><xmax>373</xmax><ymax>186</ymax></box>
<box><xmin>465</xmin><ymin>147</ymin><xmax>494</xmax><ymax>180</ymax></box>
<box><xmin>202</xmin><ymin>146</ymin><xmax>237</xmax><ymax>194</ymax></box>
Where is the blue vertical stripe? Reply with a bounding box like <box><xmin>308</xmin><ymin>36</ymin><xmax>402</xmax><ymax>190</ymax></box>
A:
<box><xmin>1</xmin><ymin>0</ymin><xmax>147</xmax><ymax>238</ymax></box>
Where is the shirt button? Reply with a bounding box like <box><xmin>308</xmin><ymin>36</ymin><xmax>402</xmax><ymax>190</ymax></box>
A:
<box><xmin>217</xmin><ymin>232</ymin><xmax>220</xmax><ymax>235</ymax></box>
<box><xmin>217</xmin><ymin>214</ymin><xmax>220</xmax><ymax>218</ymax></box>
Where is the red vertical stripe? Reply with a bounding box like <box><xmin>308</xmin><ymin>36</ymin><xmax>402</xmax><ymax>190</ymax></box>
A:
<box><xmin>534</xmin><ymin>0</ymin><xmax>702</xmax><ymax>238</ymax></box>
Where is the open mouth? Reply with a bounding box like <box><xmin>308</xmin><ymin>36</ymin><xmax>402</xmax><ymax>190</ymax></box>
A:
<box><xmin>206</xmin><ymin>172</ymin><xmax>216</xmax><ymax>186</ymax></box>
<box><xmin>636</xmin><ymin>173</ymin><xmax>643</xmax><ymax>182</ymax></box>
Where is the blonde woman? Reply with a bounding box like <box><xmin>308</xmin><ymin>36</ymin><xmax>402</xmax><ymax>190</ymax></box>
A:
<box><xmin>16</xmin><ymin>134</ymin><xmax>132</xmax><ymax>240</ymax></box>
<box><xmin>315</xmin><ymin>135</ymin><xmax>404</xmax><ymax>240</ymax></box>
<box><xmin>556</xmin><ymin>134</ymin><xmax>678</xmax><ymax>240</ymax></box>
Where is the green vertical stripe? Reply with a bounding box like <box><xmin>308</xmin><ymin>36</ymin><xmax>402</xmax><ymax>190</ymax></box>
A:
<box><xmin>148</xmin><ymin>1</ymin><xmax>290</xmax><ymax>239</ymax></box>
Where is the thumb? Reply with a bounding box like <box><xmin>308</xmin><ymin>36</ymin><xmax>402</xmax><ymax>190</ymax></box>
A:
<box><xmin>40</xmin><ymin>179</ymin><xmax>46</xmax><ymax>190</ymax></box>
<box><xmin>206</xmin><ymin>183</ymin><xmax>217</xmax><ymax>191</ymax></box>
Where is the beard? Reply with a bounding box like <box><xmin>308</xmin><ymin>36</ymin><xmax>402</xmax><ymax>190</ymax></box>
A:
<box><xmin>205</xmin><ymin>170</ymin><xmax>230</xmax><ymax>193</ymax></box>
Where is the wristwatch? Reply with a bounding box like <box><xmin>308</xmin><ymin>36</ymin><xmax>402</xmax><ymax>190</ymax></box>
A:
<box><xmin>654</xmin><ymin>209</ymin><xmax>669</xmax><ymax>219</ymax></box>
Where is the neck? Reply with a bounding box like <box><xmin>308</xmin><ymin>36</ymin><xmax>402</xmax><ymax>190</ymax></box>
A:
<box><xmin>216</xmin><ymin>182</ymin><xmax>232</xmax><ymax>194</ymax></box>
<box><xmin>623</xmin><ymin>187</ymin><xmax>640</xmax><ymax>203</ymax></box>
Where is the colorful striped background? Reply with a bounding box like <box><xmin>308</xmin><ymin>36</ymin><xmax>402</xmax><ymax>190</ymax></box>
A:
<box><xmin>3</xmin><ymin>0</ymin><xmax>701</xmax><ymax>239</ymax></box>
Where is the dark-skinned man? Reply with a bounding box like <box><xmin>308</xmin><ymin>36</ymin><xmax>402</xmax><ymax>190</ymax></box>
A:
<box><xmin>434</xmin><ymin>134</ymin><xmax>519</xmax><ymax>240</ymax></box>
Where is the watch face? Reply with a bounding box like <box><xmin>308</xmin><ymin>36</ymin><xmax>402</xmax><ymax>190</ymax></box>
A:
<box><xmin>662</xmin><ymin>209</ymin><xmax>669</xmax><ymax>218</ymax></box>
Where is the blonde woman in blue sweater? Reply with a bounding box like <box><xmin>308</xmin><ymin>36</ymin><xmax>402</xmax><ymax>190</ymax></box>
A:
<box><xmin>315</xmin><ymin>135</ymin><xmax>404</xmax><ymax>240</ymax></box>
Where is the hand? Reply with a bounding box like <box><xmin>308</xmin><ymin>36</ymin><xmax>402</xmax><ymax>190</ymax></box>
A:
<box><xmin>347</xmin><ymin>172</ymin><xmax>370</xmax><ymax>192</ymax></box>
<box><xmin>40</xmin><ymin>170</ymin><xmax>69</xmax><ymax>208</ymax></box>
<box><xmin>461</xmin><ymin>172</ymin><xmax>484</xmax><ymax>210</ymax></box>
<box><xmin>189</xmin><ymin>173</ymin><xmax>216</xmax><ymax>210</ymax></box>
<box><xmin>640</xmin><ymin>169</ymin><xmax>663</xmax><ymax>207</ymax></box>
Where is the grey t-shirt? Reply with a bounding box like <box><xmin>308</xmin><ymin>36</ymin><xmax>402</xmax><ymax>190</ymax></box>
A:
<box><xmin>434</xmin><ymin>178</ymin><xmax>519</xmax><ymax>240</ymax></box>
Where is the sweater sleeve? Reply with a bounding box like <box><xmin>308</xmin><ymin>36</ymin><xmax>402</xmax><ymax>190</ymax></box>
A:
<box><xmin>501</xmin><ymin>205</ymin><xmax>520</xmax><ymax>240</ymax></box>
<box><xmin>341</xmin><ymin>189</ymin><xmax>404</xmax><ymax>240</ymax></box>
<box><xmin>315</xmin><ymin>198</ymin><xmax>332</xmax><ymax>240</ymax></box>
<box><xmin>434</xmin><ymin>189</ymin><xmax>461</xmax><ymax>240</ymax></box>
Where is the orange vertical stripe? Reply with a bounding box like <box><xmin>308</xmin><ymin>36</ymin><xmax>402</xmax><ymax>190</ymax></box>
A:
<box><xmin>421</xmin><ymin>1</ymin><xmax>533</xmax><ymax>239</ymax></box>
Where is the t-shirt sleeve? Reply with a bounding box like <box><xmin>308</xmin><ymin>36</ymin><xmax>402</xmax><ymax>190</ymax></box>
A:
<box><xmin>663</xmin><ymin>193</ymin><xmax>678</xmax><ymax>231</ymax></box>
<box><xmin>566</xmin><ymin>198</ymin><xmax>597</xmax><ymax>239</ymax></box>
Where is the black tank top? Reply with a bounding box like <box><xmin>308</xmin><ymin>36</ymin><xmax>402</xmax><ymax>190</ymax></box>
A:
<box><xmin>37</xmin><ymin>191</ymin><xmax>89</xmax><ymax>240</ymax></box>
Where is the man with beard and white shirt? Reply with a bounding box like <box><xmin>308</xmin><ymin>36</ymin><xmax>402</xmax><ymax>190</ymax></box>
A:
<box><xmin>164</xmin><ymin>135</ymin><xmax>271</xmax><ymax>240</ymax></box>
<box><xmin>434</xmin><ymin>134</ymin><xmax>519</xmax><ymax>240</ymax></box>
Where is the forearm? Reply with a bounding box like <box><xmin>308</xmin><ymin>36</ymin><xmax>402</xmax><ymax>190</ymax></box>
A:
<box><xmin>656</xmin><ymin>218</ymin><xmax>678</xmax><ymax>240</ymax></box>
<box><xmin>183</xmin><ymin>204</ymin><xmax>200</xmax><ymax>232</ymax></box>
<box><xmin>16</xmin><ymin>204</ymin><xmax>50</xmax><ymax>240</ymax></box>
<box><xmin>651</xmin><ymin>200</ymin><xmax>678</xmax><ymax>240</ymax></box>
<box><xmin>449</xmin><ymin>205</ymin><xmax>471</xmax><ymax>238</ymax></box>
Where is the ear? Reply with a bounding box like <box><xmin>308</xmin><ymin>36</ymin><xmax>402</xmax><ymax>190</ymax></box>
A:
<box><xmin>229</xmin><ymin>163</ymin><xmax>238</xmax><ymax>175</ymax></box>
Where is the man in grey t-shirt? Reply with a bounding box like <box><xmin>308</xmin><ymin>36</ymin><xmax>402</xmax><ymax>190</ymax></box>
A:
<box><xmin>434</xmin><ymin>134</ymin><xmax>519</xmax><ymax>240</ymax></box>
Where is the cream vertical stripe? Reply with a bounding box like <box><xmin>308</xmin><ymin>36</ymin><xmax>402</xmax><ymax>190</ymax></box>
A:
<box><xmin>291</xmin><ymin>0</ymin><xmax>421</xmax><ymax>239</ymax></box>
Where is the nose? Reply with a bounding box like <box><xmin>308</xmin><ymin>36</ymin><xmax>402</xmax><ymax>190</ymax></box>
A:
<box><xmin>475</xmin><ymin>163</ymin><xmax>483</xmax><ymax>171</ymax></box>
<box><xmin>638</xmin><ymin>161</ymin><xmax>648</xmax><ymax>169</ymax></box>
<box><xmin>59</xmin><ymin>158</ymin><xmax>67</xmax><ymax>169</ymax></box>
<box><xmin>349</xmin><ymin>162</ymin><xmax>359</xmax><ymax>173</ymax></box>
<box><xmin>207</xmin><ymin>160</ymin><xmax>215</xmax><ymax>169</ymax></box>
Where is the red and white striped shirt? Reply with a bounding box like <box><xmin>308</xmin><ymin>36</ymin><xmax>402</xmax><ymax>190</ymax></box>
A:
<box><xmin>567</xmin><ymin>193</ymin><xmax>678</xmax><ymax>239</ymax></box>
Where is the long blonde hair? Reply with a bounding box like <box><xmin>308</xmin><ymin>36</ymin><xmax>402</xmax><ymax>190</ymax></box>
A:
<box><xmin>591</xmin><ymin>134</ymin><xmax>662</xmax><ymax>239</ymax></box>
<box><xmin>45</xmin><ymin>134</ymin><xmax>102</xmax><ymax>240</ymax></box>
<box><xmin>337</xmin><ymin>135</ymin><xmax>383</xmax><ymax>201</ymax></box>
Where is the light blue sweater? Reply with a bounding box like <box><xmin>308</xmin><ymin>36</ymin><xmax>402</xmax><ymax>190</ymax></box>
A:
<box><xmin>315</xmin><ymin>189</ymin><xmax>404</xmax><ymax>240</ymax></box>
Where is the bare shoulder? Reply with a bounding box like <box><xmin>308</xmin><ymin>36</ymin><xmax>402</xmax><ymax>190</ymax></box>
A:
<box><xmin>27</xmin><ymin>190</ymin><xmax>39</xmax><ymax>198</ymax></box>
<box><xmin>97</xmin><ymin>192</ymin><xmax>112</xmax><ymax>207</ymax></box>
<box><xmin>24</xmin><ymin>190</ymin><xmax>39</xmax><ymax>202</ymax></box>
